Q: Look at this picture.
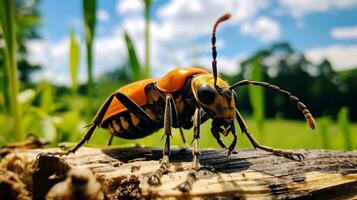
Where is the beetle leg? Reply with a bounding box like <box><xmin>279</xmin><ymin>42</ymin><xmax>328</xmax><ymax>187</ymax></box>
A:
<box><xmin>178</xmin><ymin>128</ymin><xmax>188</xmax><ymax>149</ymax></box>
<box><xmin>226</xmin><ymin>123</ymin><xmax>237</xmax><ymax>158</ymax></box>
<box><xmin>200</xmin><ymin>111</ymin><xmax>210</xmax><ymax>124</ymax></box>
<box><xmin>59</xmin><ymin>94</ymin><xmax>116</xmax><ymax>155</ymax></box>
<box><xmin>107</xmin><ymin>134</ymin><xmax>114</xmax><ymax>146</ymax></box>
<box><xmin>168</xmin><ymin>95</ymin><xmax>189</xmax><ymax>149</ymax></box>
<box><xmin>211</xmin><ymin>121</ymin><xmax>227</xmax><ymax>149</ymax></box>
<box><xmin>235</xmin><ymin>109</ymin><xmax>304</xmax><ymax>161</ymax></box>
<box><xmin>148</xmin><ymin>94</ymin><xmax>174</xmax><ymax>186</ymax></box>
<box><xmin>176</xmin><ymin>108</ymin><xmax>201</xmax><ymax>192</ymax></box>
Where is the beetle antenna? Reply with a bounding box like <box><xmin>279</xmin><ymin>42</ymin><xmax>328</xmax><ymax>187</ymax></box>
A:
<box><xmin>212</xmin><ymin>13</ymin><xmax>231</xmax><ymax>88</ymax></box>
<box><xmin>231</xmin><ymin>80</ymin><xmax>316</xmax><ymax>129</ymax></box>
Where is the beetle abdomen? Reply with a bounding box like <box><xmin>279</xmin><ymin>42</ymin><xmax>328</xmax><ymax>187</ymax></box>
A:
<box><xmin>101</xmin><ymin>110</ymin><xmax>162</xmax><ymax>139</ymax></box>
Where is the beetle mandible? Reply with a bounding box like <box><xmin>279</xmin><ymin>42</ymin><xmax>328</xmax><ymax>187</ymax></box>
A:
<box><xmin>57</xmin><ymin>13</ymin><xmax>316</xmax><ymax>192</ymax></box>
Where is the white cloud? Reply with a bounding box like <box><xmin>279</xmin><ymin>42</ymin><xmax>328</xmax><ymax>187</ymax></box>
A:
<box><xmin>157</xmin><ymin>0</ymin><xmax>270</xmax><ymax>41</ymax></box>
<box><xmin>331</xmin><ymin>26</ymin><xmax>357</xmax><ymax>40</ymax></box>
<box><xmin>278</xmin><ymin>0</ymin><xmax>357</xmax><ymax>18</ymax></box>
<box><xmin>26</xmin><ymin>33</ymin><xmax>126</xmax><ymax>85</ymax></box>
<box><xmin>97</xmin><ymin>9</ymin><xmax>110</xmax><ymax>22</ymax></box>
<box><xmin>116</xmin><ymin>0</ymin><xmax>143</xmax><ymax>15</ymax></box>
<box><xmin>26</xmin><ymin>40</ymin><xmax>47</xmax><ymax>66</ymax></box>
<box><xmin>240</xmin><ymin>17</ymin><xmax>281</xmax><ymax>42</ymax></box>
<box><xmin>157</xmin><ymin>0</ymin><xmax>231</xmax><ymax>42</ymax></box>
<box><xmin>234</xmin><ymin>0</ymin><xmax>268</xmax><ymax>22</ymax></box>
<box><xmin>27</xmin><ymin>0</ymin><xmax>272</xmax><ymax>85</ymax></box>
<box><xmin>305</xmin><ymin>44</ymin><xmax>357</xmax><ymax>71</ymax></box>
<box><xmin>26</xmin><ymin>38</ymin><xmax>75</xmax><ymax>85</ymax></box>
<box><xmin>94</xmin><ymin>34</ymin><xmax>126</xmax><ymax>73</ymax></box>
<box><xmin>26</xmin><ymin>38</ymin><xmax>70</xmax><ymax>66</ymax></box>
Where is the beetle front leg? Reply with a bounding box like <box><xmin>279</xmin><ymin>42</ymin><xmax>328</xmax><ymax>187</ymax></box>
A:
<box><xmin>176</xmin><ymin>108</ymin><xmax>201</xmax><ymax>192</ymax></box>
<box><xmin>211</xmin><ymin>124</ymin><xmax>227</xmax><ymax>149</ymax></box>
<box><xmin>148</xmin><ymin>95</ymin><xmax>174</xmax><ymax>186</ymax></box>
<box><xmin>235</xmin><ymin>109</ymin><xmax>304</xmax><ymax>161</ymax></box>
<box><xmin>226</xmin><ymin>124</ymin><xmax>237</xmax><ymax>158</ymax></box>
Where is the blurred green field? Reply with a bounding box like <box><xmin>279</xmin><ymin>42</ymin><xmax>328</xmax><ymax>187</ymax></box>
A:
<box><xmin>1</xmin><ymin>0</ymin><xmax>356</xmax><ymax>152</ymax></box>
<box><xmin>83</xmin><ymin>117</ymin><xmax>356</xmax><ymax>150</ymax></box>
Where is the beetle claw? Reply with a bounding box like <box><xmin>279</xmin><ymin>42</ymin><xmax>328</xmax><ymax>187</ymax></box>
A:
<box><xmin>272</xmin><ymin>151</ymin><xmax>305</xmax><ymax>161</ymax></box>
<box><xmin>148</xmin><ymin>174</ymin><xmax>161</xmax><ymax>186</ymax></box>
<box><xmin>223</xmin><ymin>149</ymin><xmax>234</xmax><ymax>159</ymax></box>
<box><xmin>176</xmin><ymin>180</ymin><xmax>191</xmax><ymax>193</ymax></box>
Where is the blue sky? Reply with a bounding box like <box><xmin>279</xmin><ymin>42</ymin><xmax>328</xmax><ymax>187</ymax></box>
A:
<box><xmin>27</xmin><ymin>0</ymin><xmax>357</xmax><ymax>85</ymax></box>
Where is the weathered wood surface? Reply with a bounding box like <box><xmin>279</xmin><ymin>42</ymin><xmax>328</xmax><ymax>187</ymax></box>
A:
<box><xmin>1</xmin><ymin>147</ymin><xmax>356</xmax><ymax>199</ymax></box>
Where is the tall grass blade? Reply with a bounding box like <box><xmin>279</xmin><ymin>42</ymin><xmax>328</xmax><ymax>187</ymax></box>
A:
<box><xmin>143</xmin><ymin>0</ymin><xmax>152</xmax><ymax>78</ymax></box>
<box><xmin>69</xmin><ymin>28</ymin><xmax>80</xmax><ymax>95</ymax></box>
<box><xmin>248</xmin><ymin>57</ymin><xmax>265</xmax><ymax>135</ymax></box>
<box><xmin>337</xmin><ymin>107</ymin><xmax>352</xmax><ymax>150</ymax></box>
<box><xmin>83</xmin><ymin>0</ymin><xmax>96</xmax><ymax>97</ymax></box>
<box><xmin>39</xmin><ymin>82</ymin><xmax>54</xmax><ymax>112</ymax></box>
<box><xmin>124</xmin><ymin>31</ymin><xmax>142</xmax><ymax>81</ymax></box>
<box><xmin>0</xmin><ymin>0</ymin><xmax>22</xmax><ymax>138</ymax></box>
<box><xmin>0</xmin><ymin>66</ymin><xmax>7</xmax><ymax>112</ymax></box>
<box><xmin>318</xmin><ymin>117</ymin><xmax>330</xmax><ymax>149</ymax></box>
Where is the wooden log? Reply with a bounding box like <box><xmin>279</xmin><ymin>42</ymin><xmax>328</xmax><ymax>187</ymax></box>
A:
<box><xmin>1</xmin><ymin>147</ymin><xmax>356</xmax><ymax>199</ymax></box>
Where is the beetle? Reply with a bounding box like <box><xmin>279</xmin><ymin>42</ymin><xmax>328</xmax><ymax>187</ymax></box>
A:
<box><xmin>57</xmin><ymin>13</ymin><xmax>316</xmax><ymax>192</ymax></box>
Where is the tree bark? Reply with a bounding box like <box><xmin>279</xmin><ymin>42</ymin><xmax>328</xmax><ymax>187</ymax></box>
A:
<box><xmin>1</xmin><ymin>147</ymin><xmax>356</xmax><ymax>199</ymax></box>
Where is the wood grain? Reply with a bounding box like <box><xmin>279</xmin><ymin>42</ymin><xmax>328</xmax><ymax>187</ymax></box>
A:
<box><xmin>1</xmin><ymin>147</ymin><xmax>356</xmax><ymax>199</ymax></box>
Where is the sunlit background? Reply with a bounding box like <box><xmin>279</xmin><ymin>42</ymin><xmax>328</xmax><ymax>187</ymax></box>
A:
<box><xmin>0</xmin><ymin>0</ymin><xmax>356</xmax><ymax>150</ymax></box>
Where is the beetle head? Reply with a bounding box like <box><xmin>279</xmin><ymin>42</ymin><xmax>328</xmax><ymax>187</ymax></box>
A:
<box><xmin>192</xmin><ymin>74</ymin><xmax>236</xmax><ymax>124</ymax></box>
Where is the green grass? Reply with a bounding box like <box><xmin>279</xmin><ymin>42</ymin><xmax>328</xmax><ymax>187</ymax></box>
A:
<box><xmin>69</xmin><ymin>28</ymin><xmax>80</xmax><ymax>95</ymax></box>
<box><xmin>338</xmin><ymin>107</ymin><xmax>352</xmax><ymax>150</ymax></box>
<box><xmin>0</xmin><ymin>0</ymin><xmax>21</xmax><ymax>139</ymax></box>
<box><xmin>79</xmin><ymin>117</ymin><xmax>356</xmax><ymax>150</ymax></box>
<box><xmin>124</xmin><ymin>31</ymin><xmax>142</xmax><ymax>81</ymax></box>
<box><xmin>82</xmin><ymin>0</ymin><xmax>96</xmax><ymax>97</ymax></box>
<box><xmin>144</xmin><ymin>0</ymin><xmax>152</xmax><ymax>78</ymax></box>
<box><xmin>248</xmin><ymin>57</ymin><xmax>265</xmax><ymax>136</ymax></box>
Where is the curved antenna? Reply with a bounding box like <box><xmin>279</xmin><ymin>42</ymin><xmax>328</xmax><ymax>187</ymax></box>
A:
<box><xmin>231</xmin><ymin>80</ymin><xmax>316</xmax><ymax>129</ymax></box>
<box><xmin>211</xmin><ymin>13</ymin><xmax>231</xmax><ymax>87</ymax></box>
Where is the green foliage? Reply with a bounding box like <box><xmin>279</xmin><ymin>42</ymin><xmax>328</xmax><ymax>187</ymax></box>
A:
<box><xmin>54</xmin><ymin>110</ymin><xmax>81</xmax><ymax>143</ymax></box>
<box><xmin>39</xmin><ymin>82</ymin><xmax>56</xmax><ymax>112</ymax></box>
<box><xmin>337</xmin><ymin>107</ymin><xmax>352</xmax><ymax>150</ymax></box>
<box><xmin>89</xmin><ymin>118</ymin><xmax>356</xmax><ymax>150</ymax></box>
<box><xmin>318</xmin><ymin>117</ymin><xmax>331</xmax><ymax>149</ymax></box>
<box><xmin>237</xmin><ymin>42</ymin><xmax>344</xmax><ymax>121</ymax></box>
<box><xmin>83</xmin><ymin>0</ymin><xmax>96</xmax><ymax>97</ymax></box>
<box><xmin>69</xmin><ymin>28</ymin><xmax>80</xmax><ymax>95</ymax></box>
<box><xmin>124</xmin><ymin>31</ymin><xmax>142</xmax><ymax>81</ymax></box>
<box><xmin>0</xmin><ymin>0</ymin><xmax>21</xmax><ymax>138</ymax></box>
<box><xmin>143</xmin><ymin>0</ymin><xmax>152</xmax><ymax>78</ymax></box>
<box><xmin>13</xmin><ymin>0</ymin><xmax>42</xmax><ymax>84</ymax></box>
<box><xmin>0</xmin><ymin>62</ymin><xmax>8</xmax><ymax>113</ymax></box>
<box><xmin>1</xmin><ymin>1</ymin><xmax>357</xmax><ymax>153</ymax></box>
<box><xmin>338</xmin><ymin>68</ymin><xmax>357</xmax><ymax>121</ymax></box>
<box><xmin>248</xmin><ymin>57</ymin><xmax>265</xmax><ymax>135</ymax></box>
<box><xmin>20</xmin><ymin>82</ymin><xmax>56</xmax><ymax>141</ymax></box>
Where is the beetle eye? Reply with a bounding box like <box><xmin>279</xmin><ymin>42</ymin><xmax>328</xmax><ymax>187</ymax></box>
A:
<box><xmin>198</xmin><ymin>84</ymin><xmax>215</xmax><ymax>104</ymax></box>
